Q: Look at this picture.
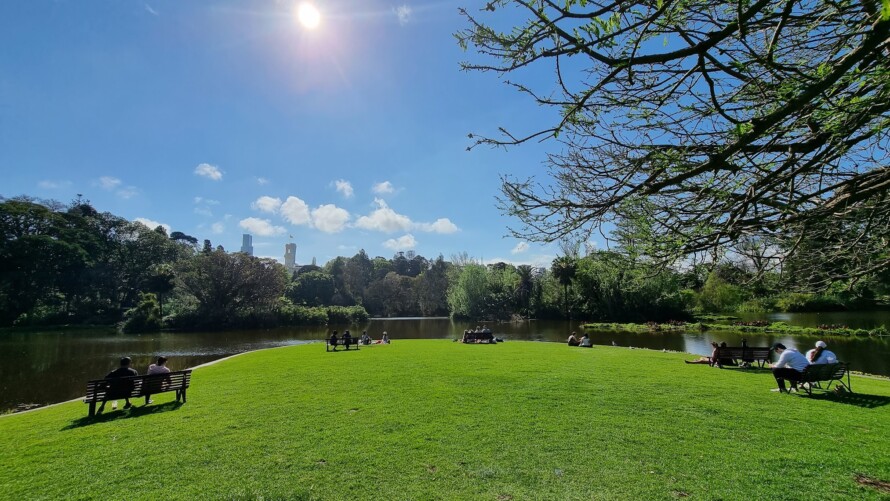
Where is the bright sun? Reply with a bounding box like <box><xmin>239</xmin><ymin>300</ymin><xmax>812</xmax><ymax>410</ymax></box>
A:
<box><xmin>297</xmin><ymin>3</ymin><xmax>321</xmax><ymax>30</ymax></box>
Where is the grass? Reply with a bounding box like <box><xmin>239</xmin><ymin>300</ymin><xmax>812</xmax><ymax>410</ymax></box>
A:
<box><xmin>1</xmin><ymin>341</ymin><xmax>890</xmax><ymax>499</ymax></box>
<box><xmin>583</xmin><ymin>321</ymin><xmax>890</xmax><ymax>337</ymax></box>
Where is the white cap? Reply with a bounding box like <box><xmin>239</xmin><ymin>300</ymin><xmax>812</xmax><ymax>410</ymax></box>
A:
<box><xmin>815</xmin><ymin>340</ymin><xmax>827</xmax><ymax>348</ymax></box>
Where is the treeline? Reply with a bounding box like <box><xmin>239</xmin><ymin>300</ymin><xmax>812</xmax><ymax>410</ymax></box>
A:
<box><xmin>2</xmin><ymin>197</ymin><xmax>888</xmax><ymax>331</ymax></box>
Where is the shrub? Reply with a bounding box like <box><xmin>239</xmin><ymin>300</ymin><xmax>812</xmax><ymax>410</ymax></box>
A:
<box><xmin>122</xmin><ymin>293</ymin><xmax>163</xmax><ymax>333</ymax></box>
<box><xmin>869</xmin><ymin>326</ymin><xmax>889</xmax><ymax>337</ymax></box>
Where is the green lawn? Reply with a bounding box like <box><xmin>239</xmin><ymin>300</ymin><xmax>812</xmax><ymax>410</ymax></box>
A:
<box><xmin>1</xmin><ymin>341</ymin><xmax>889</xmax><ymax>500</ymax></box>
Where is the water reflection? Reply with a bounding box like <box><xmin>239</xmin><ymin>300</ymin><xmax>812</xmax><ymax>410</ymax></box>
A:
<box><xmin>1</xmin><ymin>318</ymin><xmax>887</xmax><ymax>412</ymax></box>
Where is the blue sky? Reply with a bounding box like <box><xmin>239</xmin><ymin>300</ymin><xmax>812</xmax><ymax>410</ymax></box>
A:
<box><xmin>0</xmin><ymin>0</ymin><xmax>577</xmax><ymax>267</ymax></box>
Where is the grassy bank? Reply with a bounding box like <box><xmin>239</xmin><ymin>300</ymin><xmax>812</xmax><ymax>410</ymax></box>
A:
<box><xmin>583</xmin><ymin>321</ymin><xmax>890</xmax><ymax>337</ymax></box>
<box><xmin>1</xmin><ymin>341</ymin><xmax>889</xmax><ymax>499</ymax></box>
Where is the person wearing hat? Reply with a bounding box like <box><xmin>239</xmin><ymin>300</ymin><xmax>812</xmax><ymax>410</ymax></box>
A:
<box><xmin>805</xmin><ymin>340</ymin><xmax>837</xmax><ymax>364</ymax></box>
<box><xmin>770</xmin><ymin>343</ymin><xmax>810</xmax><ymax>393</ymax></box>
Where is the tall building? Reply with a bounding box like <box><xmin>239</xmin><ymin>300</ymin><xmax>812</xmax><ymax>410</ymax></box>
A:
<box><xmin>240</xmin><ymin>234</ymin><xmax>253</xmax><ymax>256</ymax></box>
<box><xmin>284</xmin><ymin>243</ymin><xmax>297</xmax><ymax>271</ymax></box>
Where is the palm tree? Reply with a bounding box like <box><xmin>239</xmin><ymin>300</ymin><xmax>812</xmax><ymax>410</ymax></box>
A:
<box><xmin>552</xmin><ymin>256</ymin><xmax>577</xmax><ymax>318</ymax></box>
<box><xmin>515</xmin><ymin>265</ymin><xmax>534</xmax><ymax>318</ymax></box>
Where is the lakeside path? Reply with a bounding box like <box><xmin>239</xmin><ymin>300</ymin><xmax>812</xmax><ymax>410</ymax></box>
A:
<box><xmin>1</xmin><ymin>341</ymin><xmax>889</xmax><ymax>499</ymax></box>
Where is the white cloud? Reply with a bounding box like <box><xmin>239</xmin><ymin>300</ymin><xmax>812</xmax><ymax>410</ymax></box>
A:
<box><xmin>416</xmin><ymin>218</ymin><xmax>459</xmax><ymax>234</ymax></box>
<box><xmin>239</xmin><ymin>217</ymin><xmax>286</xmax><ymax>237</ymax></box>
<box><xmin>394</xmin><ymin>4</ymin><xmax>411</xmax><ymax>25</ymax></box>
<box><xmin>355</xmin><ymin>199</ymin><xmax>412</xmax><ymax>233</ymax></box>
<box><xmin>37</xmin><ymin>180</ymin><xmax>71</xmax><ymax>189</ymax></box>
<box><xmin>134</xmin><ymin>217</ymin><xmax>171</xmax><ymax>234</ymax></box>
<box><xmin>355</xmin><ymin>199</ymin><xmax>459</xmax><ymax>234</ymax></box>
<box><xmin>98</xmin><ymin>176</ymin><xmax>122</xmax><ymax>190</ymax></box>
<box><xmin>252</xmin><ymin>196</ymin><xmax>283</xmax><ymax>213</ymax></box>
<box><xmin>256</xmin><ymin>177</ymin><xmax>270</xmax><ymax>185</ymax></box>
<box><xmin>116</xmin><ymin>186</ymin><xmax>138</xmax><ymax>199</ymax></box>
<box><xmin>383</xmin><ymin>234</ymin><xmax>417</xmax><ymax>251</ymax></box>
<box><xmin>334</xmin><ymin>179</ymin><xmax>354</xmax><ymax>198</ymax></box>
<box><xmin>194</xmin><ymin>197</ymin><xmax>220</xmax><ymax>205</ymax></box>
<box><xmin>311</xmin><ymin>204</ymin><xmax>350</xmax><ymax>233</ymax></box>
<box><xmin>211</xmin><ymin>222</ymin><xmax>225</xmax><ymax>234</ymax></box>
<box><xmin>195</xmin><ymin>163</ymin><xmax>223</xmax><ymax>181</ymax></box>
<box><xmin>144</xmin><ymin>4</ymin><xmax>158</xmax><ymax>15</ymax></box>
<box><xmin>281</xmin><ymin>196</ymin><xmax>312</xmax><ymax>225</ymax></box>
<box><xmin>372</xmin><ymin>181</ymin><xmax>395</xmax><ymax>195</ymax></box>
<box><xmin>511</xmin><ymin>242</ymin><xmax>530</xmax><ymax>254</ymax></box>
<box><xmin>194</xmin><ymin>207</ymin><xmax>213</xmax><ymax>217</ymax></box>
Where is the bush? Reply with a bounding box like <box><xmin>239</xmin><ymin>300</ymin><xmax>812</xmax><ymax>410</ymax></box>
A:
<box><xmin>122</xmin><ymin>293</ymin><xmax>163</xmax><ymax>333</ymax></box>
<box><xmin>869</xmin><ymin>326</ymin><xmax>889</xmax><ymax>337</ymax></box>
<box><xmin>774</xmin><ymin>293</ymin><xmax>845</xmax><ymax>312</ymax></box>
<box><xmin>326</xmin><ymin>305</ymin><xmax>369</xmax><ymax>325</ymax></box>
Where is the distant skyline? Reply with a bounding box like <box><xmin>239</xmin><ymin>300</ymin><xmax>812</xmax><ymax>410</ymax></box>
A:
<box><xmin>0</xmin><ymin>0</ymin><xmax>600</xmax><ymax>267</ymax></box>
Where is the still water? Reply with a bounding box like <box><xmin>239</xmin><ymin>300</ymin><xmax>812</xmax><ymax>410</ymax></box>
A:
<box><xmin>1</xmin><ymin>315</ymin><xmax>888</xmax><ymax>411</ymax></box>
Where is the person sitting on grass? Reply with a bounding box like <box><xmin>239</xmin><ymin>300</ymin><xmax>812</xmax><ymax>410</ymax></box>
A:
<box><xmin>567</xmin><ymin>332</ymin><xmax>580</xmax><ymax>347</ymax></box>
<box><xmin>770</xmin><ymin>343</ymin><xmax>810</xmax><ymax>393</ymax></box>
<box><xmin>329</xmin><ymin>331</ymin><xmax>339</xmax><ymax>351</ymax></box>
<box><xmin>685</xmin><ymin>342</ymin><xmax>720</xmax><ymax>365</ymax></box>
<box><xmin>360</xmin><ymin>331</ymin><xmax>371</xmax><ymax>345</ymax></box>
<box><xmin>144</xmin><ymin>356</ymin><xmax>171</xmax><ymax>405</ymax></box>
<box><xmin>579</xmin><ymin>334</ymin><xmax>593</xmax><ymax>348</ymax></box>
<box><xmin>98</xmin><ymin>356</ymin><xmax>138</xmax><ymax>413</ymax></box>
<box><xmin>382</xmin><ymin>332</ymin><xmax>390</xmax><ymax>344</ymax></box>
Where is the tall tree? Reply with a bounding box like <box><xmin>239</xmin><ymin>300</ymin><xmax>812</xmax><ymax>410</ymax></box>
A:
<box><xmin>551</xmin><ymin>255</ymin><xmax>577</xmax><ymax>318</ymax></box>
<box><xmin>458</xmin><ymin>0</ymin><xmax>890</xmax><ymax>287</ymax></box>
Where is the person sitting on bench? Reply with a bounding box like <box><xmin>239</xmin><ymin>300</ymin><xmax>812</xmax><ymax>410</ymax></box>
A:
<box><xmin>770</xmin><ymin>343</ymin><xmax>810</xmax><ymax>393</ymax></box>
<box><xmin>329</xmin><ymin>331</ymin><xmax>339</xmax><ymax>351</ymax></box>
<box><xmin>99</xmin><ymin>356</ymin><xmax>138</xmax><ymax>412</ymax></box>
<box><xmin>343</xmin><ymin>330</ymin><xmax>353</xmax><ymax>349</ymax></box>
<box><xmin>806</xmin><ymin>340</ymin><xmax>837</xmax><ymax>364</ymax></box>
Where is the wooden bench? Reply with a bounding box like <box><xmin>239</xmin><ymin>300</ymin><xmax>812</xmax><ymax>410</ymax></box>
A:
<box><xmin>713</xmin><ymin>347</ymin><xmax>771</xmax><ymax>368</ymax></box>
<box><xmin>326</xmin><ymin>338</ymin><xmax>359</xmax><ymax>352</ymax></box>
<box><xmin>461</xmin><ymin>332</ymin><xmax>496</xmax><ymax>344</ymax></box>
<box><xmin>84</xmin><ymin>370</ymin><xmax>192</xmax><ymax>417</ymax></box>
<box><xmin>799</xmin><ymin>363</ymin><xmax>852</xmax><ymax>395</ymax></box>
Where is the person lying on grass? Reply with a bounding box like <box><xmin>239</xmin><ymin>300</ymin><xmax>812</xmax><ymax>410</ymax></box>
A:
<box><xmin>685</xmin><ymin>342</ymin><xmax>720</xmax><ymax>366</ymax></box>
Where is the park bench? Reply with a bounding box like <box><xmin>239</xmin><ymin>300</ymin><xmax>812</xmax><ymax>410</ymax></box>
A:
<box><xmin>713</xmin><ymin>346</ymin><xmax>771</xmax><ymax>368</ymax></box>
<box><xmin>799</xmin><ymin>363</ymin><xmax>852</xmax><ymax>395</ymax></box>
<box><xmin>326</xmin><ymin>338</ymin><xmax>359</xmax><ymax>352</ymax></box>
<box><xmin>84</xmin><ymin>370</ymin><xmax>192</xmax><ymax>417</ymax></box>
<box><xmin>462</xmin><ymin>332</ymin><xmax>496</xmax><ymax>344</ymax></box>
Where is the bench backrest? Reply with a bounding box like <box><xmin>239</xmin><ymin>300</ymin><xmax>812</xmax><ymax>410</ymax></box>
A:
<box><xmin>801</xmin><ymin>362</ymin><xmax>847</xmax><ymax>382</ymax></box>
<box><xmin>714</xmin><ymin>347</ymin><xmax>771</xmax><ymax>360</ymax></box>
<box><xmin>85</xmin><ymin>370</ymin><xmax>192</xmax><ymax>402</ymax></box>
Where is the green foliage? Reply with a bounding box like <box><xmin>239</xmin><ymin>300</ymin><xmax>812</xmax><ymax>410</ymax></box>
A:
<box><xmin>698</xmin><ymin>273</ymin><xmax>745</xmax><ymax>312</ymax></box>
<box><xmin>122</xmin><ymin>292</ymin><xmax>162</xmax><ymax>333</ymax></box>
<box><xmin>1</xmin><ymin>342</ymin><xmax>888</xmax><ymax>499</ymax></box>
<box><xmin>326</xmin><ymin>305</ymin><xmax>370</xmax><ymax>325</ymax></box>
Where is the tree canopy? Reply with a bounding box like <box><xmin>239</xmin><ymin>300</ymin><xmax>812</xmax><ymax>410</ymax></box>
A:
<box><xmin>457</xmin><ymin>0</ymin><xmax>890</xmax><ymax>288</ymax></box>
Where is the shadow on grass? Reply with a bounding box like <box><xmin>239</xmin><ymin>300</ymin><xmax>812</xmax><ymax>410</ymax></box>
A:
<box><xmin>803</xmin><ymin>392</ymin><xmax>890</xmax><ymax>408</ymax></box>
<box><xmin>62</xmin><ymin>401</ymin><xmax>184</xmax><ymax>430</ymax></box>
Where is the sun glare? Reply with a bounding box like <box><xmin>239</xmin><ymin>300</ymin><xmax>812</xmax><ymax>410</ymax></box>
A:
<box><xmin>297</xmin><ymin>3</ymin><xmax>321</xmax><ymax>30</ymax></box>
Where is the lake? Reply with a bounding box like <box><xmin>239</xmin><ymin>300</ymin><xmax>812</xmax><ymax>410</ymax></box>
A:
<box><xmin>1</xmin><ymin>314</ymin><xmax>888</xmax><ymax>412</ymax></box>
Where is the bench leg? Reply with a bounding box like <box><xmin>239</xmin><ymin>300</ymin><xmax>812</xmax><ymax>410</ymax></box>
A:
<box><xmin>89</xmin><ymin>402</ymin><xmax>96</xmax><ymax>417</ymax></box>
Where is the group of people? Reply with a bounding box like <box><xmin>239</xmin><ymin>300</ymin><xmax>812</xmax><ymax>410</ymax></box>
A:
<box><xmin>98</xmin><ymin>355</ymin><xmax>171</xmax><ymax>413</ymax></box>
<box><xmin>771</xmin><ymin>340</ymin><xmax>837</xmax><ymax>393</ymax></box>
<box><xmin>328</xmin><ymin>330</ymin><xmax>390</xmax><ymax>350</ymax></box>
<box><xmin>567</xmin><ymin>331</ymin><xmax>593</xmax><ymax>347</ymax></box>
<box><xmin>461</xmin><ymin>326</ymin><xmax>497</xmax><ymax>344</ymax></box>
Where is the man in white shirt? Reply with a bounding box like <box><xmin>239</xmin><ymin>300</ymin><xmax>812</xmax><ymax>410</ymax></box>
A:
<box><xmin>770</xmin><ymin>343</ymin><xmax>810</xmax><ymax>393</ymax></box>
<box><xmin>805</xmin><ymin>340</ymin><xmax>837</xmax><ymax>364</ymax></box>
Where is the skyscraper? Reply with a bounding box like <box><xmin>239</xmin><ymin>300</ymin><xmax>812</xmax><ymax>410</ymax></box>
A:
<box><xmin>285</xmin><ymin>243</ymin><xmax>297</xmax><ymax>271</ymax></box>
<box><xmin>240</xmin><ymin>234</ymin><xmax>253</xmax><ymax>256</ymax></box>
